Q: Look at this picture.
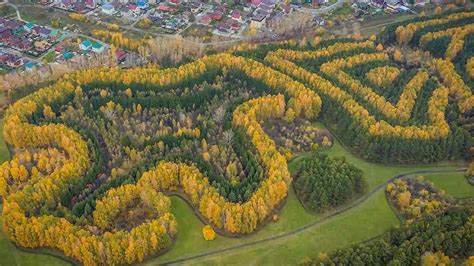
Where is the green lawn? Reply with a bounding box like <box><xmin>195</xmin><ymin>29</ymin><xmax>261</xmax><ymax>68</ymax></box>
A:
<box><xmin>424</xmin><ymin>173</ymin><xmax>474</xmax><ymax>198</ymax></box>
<box><xmin>179</xmin><ymin>190</ymin><xmax>397</xmax><ymax>266</ymax></box>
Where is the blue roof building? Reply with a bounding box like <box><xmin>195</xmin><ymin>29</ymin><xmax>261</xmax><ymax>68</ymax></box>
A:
<box><xmin>24</xmin><ymin>61</ymin><xmax>37</xmax><ymax>71</ymax></box>
<box><xmin>101</xmin><ymin>3</ymin><xmax>115</xmax><ymax>14</ymax></box>
<box><xmin>91</xmin><ymin>42</ymin><xmax>104</xmax><ymax>53</ymax></box>
<box><xmin>79</xmin><ymin>40</ymin><xmax>92</xmax><ymax>50</ymax></box>
<box><xmin>63</xmin><ymin>52</ymin><xmax>73</xmax><ymax>60</ymax></box>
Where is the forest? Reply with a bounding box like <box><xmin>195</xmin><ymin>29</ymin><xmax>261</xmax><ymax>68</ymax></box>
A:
<box><xmin>294</xmin><ymin>154</ymin><xmax>367</xmax><ymax>213</ymax></box>
<box><xmin>0</xmin><ymin>9</ymin><xmax>473</xmax><ymax>266</ymax></box>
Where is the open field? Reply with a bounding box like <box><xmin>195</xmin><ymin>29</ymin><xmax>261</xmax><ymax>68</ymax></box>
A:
<box><xmin>167</xmin><ymin>189</ymin><xmax>396</xmax><ymax>266</ymax></box>
<box><xmin>425</xmin><ymin>173</ymin><xmax>474</xmax><ymax>198</ymax></box>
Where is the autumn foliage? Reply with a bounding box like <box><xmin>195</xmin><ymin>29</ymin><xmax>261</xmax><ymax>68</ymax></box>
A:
<box><xmin>1</xmin><ymin>11</ymin><xmax>473</xmax><ymax>264</ymax></box>
<box><xmin>0</xmin><ymin>52</ymin><xmax>321</xmax><ymax>264</ymax></box>
<box><xmin>202</xmin><ymin>225</ymin><xmax>216</xmax><ymax>241</ymax></box>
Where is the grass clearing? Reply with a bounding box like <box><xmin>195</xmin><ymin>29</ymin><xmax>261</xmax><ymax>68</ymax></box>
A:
<box><xmin>424</xmin><ymin>173</ymin><xmax>474</xmax><ymax>198</ymax></box>
<box><xmin>159</xmin><ymin>189</ymin><xmax>398</xmax><ymax>265</ymax></box>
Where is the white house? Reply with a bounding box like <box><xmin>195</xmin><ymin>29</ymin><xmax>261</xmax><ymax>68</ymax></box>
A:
<box><xmin>101</xmin><ymin>3</ymin><xmax>115</xmax><ymax>15</ymax></box>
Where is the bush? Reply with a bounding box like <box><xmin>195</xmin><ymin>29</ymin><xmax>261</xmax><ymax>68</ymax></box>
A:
<box><xmin>202</xmin><ymin>225</ymin><xmax>216</xmax><ymax>241</ymax></box>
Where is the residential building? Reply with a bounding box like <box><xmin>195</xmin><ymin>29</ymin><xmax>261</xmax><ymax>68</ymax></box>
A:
<box><xmin>39</xmin><ymin>27</ymin><xmax>51</xmax><ymax>39</ymax></box>
<box><xmin>85</xmin><ymin>0</ymin><xmax>96</xmax><ymax>8</ymax></box>
<box><xmin>250</xmin><ymin>12</ymin><xmax>267</xmax><ymax>28</ymax></box>
<box><xmin>199</xmin><ymin>14</ymin><xmax>212</xmax><ymax>24</ymax></box>
<box><xmin>80</xmin><ymin>39</ymin><xmax>93</xmax><ymax>50</ymax></box>
<box><xmin>24</xmin><ymin>61</ymin><xmax>37</xmax><ymax>71</ymax></box>
<box><xmin>251</xmin><ymin>0</ymin><xmax>262</xmax><ymax>8</ymax></box>
<box><xmin>115</xmin><ymin>49</ymin><xmax>128</xmax><ymax>62</ymax></box>
<box><xmin>102</xmin><ymin>3</ymin><xmax>116</xmax><ymax>14</ymax></box>
<box><xmin>230</xmin><ymin>9</ymin><xmax>242</xmax><ymax>21</ymax></box>
<box><xmin>92</xmin><ymin>42</ymin><xmax>105</xmax><ymax>53</ymax></box>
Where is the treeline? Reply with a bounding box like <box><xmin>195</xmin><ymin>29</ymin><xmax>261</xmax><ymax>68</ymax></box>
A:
<box><xmin>294</xmin><ymin>153</ymin><xmax>366</xmax><ymax>213</ymax></box>
<box><xmin>233</xmin><ymin>38</ymin><xmax>354</xmax><ymax>61</ymax></box>
<box><xmin>266</xmin><ymin>41</ymin><xmax>471</xmax><ymax>163</ymax></box>
<box><xmin>377</xmin><ymin>8</ymin><xmax>474</xmax><ymax>45</ymax></box>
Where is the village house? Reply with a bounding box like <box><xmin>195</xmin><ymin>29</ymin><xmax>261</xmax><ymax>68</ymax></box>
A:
<box><xmin>115</xmin><ymin>49</ymin><xmax>128</xmax><ymax>62</ymax></box>
<box><xmin>262</xmin><ymin>0</ymin><xmax>275</xmax><ymax>7</ymax></box>
<box><xmin>6</xmin><ymin>20</ymin><xmax>25</xmax><ymax>34</ymax></box>
<box><xmin>80</xmin><ymin>39</ymin><xmax>93</xmax><ymax>50</ymax></box>
<box><xmin>50</xmin><ymin>29</ymin><xmax>60</xmax><ymax>40</ymax></box>
<box><xmin>409</xmin><ymin>0</ymin><xmax>429</xmax><ymax>5</ymax></box>
<box><xmin>126</xmin><ymin>3</ymin><xmax>140</xmax><ymax>15</ymax></box>
<box><xmin>259</xmin><ymin>4</ymin><xmax>273</xmax><ymax>13</ymax></box>
<box><xmin>39</xmin><ymin>0</ymin><xmax>53</xmax><ymax>5</ymax></box>
<box><xmin>92</xmin><ymin>42</ymin><xmax>105</xmax><ymax>53</ymax></box>
<box><xmin>230</xmin><ymin>9</ymin><xmax>242</xmax><ymax>22</ymax></box>
<box><xmin>60</xmin><ymin>0</ymin><xmax>73</xmax><ymax>9</ymax></box>
<box><xmin>217</xmin><ymin>21</ymin><xmax>231</xmax><ymax>33</ymax></box>
<box><xmin>24</xmin><ymin>61</ymin><xmax>38</xmax><ymax>71</ymax></box>
<box><xmin>0</xmin><ymin>52</ymin><xmax>23</xmax><ymax>68</ymax></box>
<box><xmin>137</xmin><ymin>0</ymin><xmax>148</xmax><ymax>9</ymax></box>
<box><xmin>73</xmin><ymin>1</ymin><xmax>87</xmax><ymax>13</ymax></box>
<box><xmin>190</xmin><ymin>1</ymin><xmax>202</xmax><ymax>13</ymax></box>
<box><xmin>199</xmin><ymin>14</ymin><xmax>212</xmax><ymax>25</ymax></box>
<box><xmin>23</xmin><ymin>22</ymin><xmax>34</xmax><ymax>32</ymax></box>
<box><xmin>210</xmin><ymin>10</ymin><xmax>224</xmax><ymax>21</ymax></box>
<box><xmin>34</xmin><ymin>40</ymin><xmax>50</xmax><ymax>51</ymax></box>
<box><xmin>169</xmin><ymin>0</ymin><xmax>181</xmax><ymax>5</ymax></box>
<box><xmin>85</xmin><ymin>0</ymin><xmax>96</xmax><ymax>9</ymax></box>
<box><xmin>370</xmin><ymin>0</ymin><xmax>385</xmax><ymax>9</ymax></box>
<box><xmin>250</xmin><ymin>12</ymin><xmax>267</xmax><ymax>29</ymax></box>
<box><xmin>157</xmin><ymin>3</ymin><xmax>174</xmax><ymax>12</ymax></box>
<box><xmin>102</xmin><ymin>3</ymin><xmax>116</xmax><ymax>15</ymax></box>
<box><xmin>227</xmin><ymin>18</ymin><xmax>242</xmax><ymax>31</ymax></box>
<box><xmin>385</xmin><ymin>0</ymin><xmax>401</xmax><ymax>12</ymax></box>
<box><xmin>39</xmin><ymin>27</ymin><xmax>51</xmax><ymax>39</ymax></box>
<box><xmin>0</xmin><ymin>27</ymin><xmax>12</xmax><ymax>44</ymax></box>
<box><xmin>251</xmin><ymin>0</ymin><xmax>262</xmax><ymax>8</ymax></box>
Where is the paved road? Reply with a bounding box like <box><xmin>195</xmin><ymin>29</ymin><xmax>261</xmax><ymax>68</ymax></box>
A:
<box><xmin>160</xmin><ymin>168</ymin><xmax>466</xmax><ymax>265</ymax></box>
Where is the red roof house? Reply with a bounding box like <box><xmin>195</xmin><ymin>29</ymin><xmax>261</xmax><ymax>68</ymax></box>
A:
<box><xmin>231</xmin><ymin>9</ymin><xmax>241</xmax><ymax>21</ymax></box>
<box><xmin>210</xmin><ymin>10</ymin><xmax>223</xmax><ymax>20</ymax></box>
<box><xmin>251</xmin><ymin>0</ymin><xmax>262</xmax><ymax>7</ymax></box>
<box><xmin>200</xmin><ymin>15</ymin><xmax>212</xmax><ymax>25</ymax></box>
<box><xmin>115</xmin><ymin>49</ymin><xmax>127</xmax><ymax>62</ymax></box>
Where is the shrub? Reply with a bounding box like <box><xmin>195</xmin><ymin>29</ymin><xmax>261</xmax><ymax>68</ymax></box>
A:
<box><xmin>202</xmin><ymin>225</ymin><xmax>216</xmax><ymax>241</ymax></box>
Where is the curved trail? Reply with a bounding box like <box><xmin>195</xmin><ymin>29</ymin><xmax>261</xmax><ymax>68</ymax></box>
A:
<box><xmin>161</xmin><ymin>168</ymin><xmax>466</xmax><ymax>265</ymax></box>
